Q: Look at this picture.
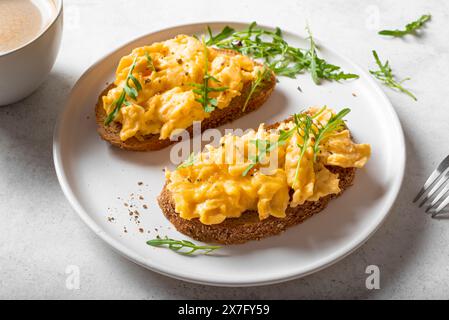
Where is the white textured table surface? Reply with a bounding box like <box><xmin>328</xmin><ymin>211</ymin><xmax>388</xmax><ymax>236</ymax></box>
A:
<box><xmin>1</xmin><ymin>0</ymin><xmax>449</xmax><ymax>299</ymax></box>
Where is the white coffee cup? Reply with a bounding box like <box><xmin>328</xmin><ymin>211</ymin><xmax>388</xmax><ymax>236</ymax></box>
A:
<box><xmin>0</xmin><ymin>0</ymin><xmax>63</xmax><ymax>106</ymax></box>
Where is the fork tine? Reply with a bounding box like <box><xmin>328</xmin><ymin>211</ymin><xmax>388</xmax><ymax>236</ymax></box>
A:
<box><xmin>428</xmin><ymin>209</ymin><xmax>449</xmax><ymax>216</ymax></box>
<box><xmin>431</xmin><ymin>193</ymin><xmax>449</xmax><ymax>217</ymax></box>
<box><xmin>414</xmin><ymin>155</ymin><xmax>449</xmax><ymax>202</ymax></box>
<box><xmin>425</xmin><ymin>183</ymin><xmax>449</xmax><ymax>213</ymax></box>
<box><xmin>419</xmin><ymin>171</ymin><xmax>449</xmax><ymax>207</ymax></box>
<box><xmin>414</xmin><ymin>171</ymin><xmax>440</xmax><ymax>202</ymax></box>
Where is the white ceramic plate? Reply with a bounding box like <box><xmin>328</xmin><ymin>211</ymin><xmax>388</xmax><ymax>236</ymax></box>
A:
<box><xmin>53</xmin><ymin>22</ymin><xmax>405</xmax><ymax>287</ymax></box>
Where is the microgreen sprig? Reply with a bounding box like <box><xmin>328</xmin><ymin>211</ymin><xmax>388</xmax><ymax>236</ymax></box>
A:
<box><xmin>104</xmin><ymin>90</ymin><xmax>126</xmax><ymax>126</ymax></box>
<box><xmin>312</xmin><ymin>108</ymin><xmax>350</xmax><ymax>161</ymax></box>
<box><xmin>242</xmin><ymin>107</ymin><xmax>351</xmax><ymax>179</ymax></box>
<box><xmin>306</xmin><ymin>26</ymin><xmax>319</xmax><ymax>84</ymax></box>
<box><xmin>242</xmin><ymin>139</ymin><xmax>271</xmax><ymax>176</ymax></box>
<box><xmin>242</xmin><ymin>126</ymin><xmax>296</xmax><ymax>176</ymax></box>
<box><xmin>293</xmin><ymin>113</ymin><xmax>313</xmax><ymax>182</ymax></box>
<box><xmin>369</xmin><ymin>50</ymin><xmax>417</xmax><ymax>101</ymax></box>
<box><xmin>123</xmin><ymin>57</ymin><xmax>142</xmax><ymax>100</ymax></box>
<box><xmin>145</xmin><ymin>51</ymin><xmax>155</xmax><ymax>71</ymax></box>
<box><xmin>305</xmin><ymin>27</ymin><xmax>359</xmax><ymax>84</ymax></box>
<box><xmin>190</xmin><ymin>38</ymin><xmax>228</xmax><ymax>113</ymax></box>
<box><xmin>242</xmin><ymin>68</ymin><xmax>270</xmax><ymax>111</ymax></box>
<box><xmin>207</xmin><ymin>25</ymin><xmax>235</xmax><ymax>45</ymax></box>
<box><xmin>177</xmin><ymin>152</ymin><xmax>196</xmax><ymax>170</ymax></box>
<box><xmin>206</xmin><ymin>22</ymin><xmax>359</xmax><ymax>84</ymax></box>
<box><xmin>104</xmin><ymin>55</ymin><xmax>143</xmax><ymax>125</ymax></box>
<box><xmin>147</xmin><ymin>236</ymin><xmax>221</xmax><ymax>255</ymax></box>
<box><xmin>379</xmin><ymin>14</ymin><xmax>431</xmax><ymax>37</ymax></box>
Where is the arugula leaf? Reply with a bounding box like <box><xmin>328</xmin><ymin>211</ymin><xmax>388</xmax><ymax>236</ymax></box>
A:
<box><xmin>123</xmin><ymin>85</ymin><xmax>138</xmax><ymax>100</ymax></box>
<box><xmin>206</xmin><ymin>22</ymin><xmax>359</xmax><ymax>84</ymax></box>
<box><xmin>125</xmin><ymin>56</ymin><xmax>142</xmax><ymax>100</ymax></box>
<box><xmin>242</xmin><ymin>68</ymin><xmax>270</xmax><ymax>111</ymax></box>
<box><xmin>242</xmin><ymin>107</ymin><xmax>351</xmax><ymax>180</ymax></box>
<box><xmin>104</xmin><ymin>55</ymin><xmax>143</xmax><ymax>125</ymax></box>
<box><xmin>147</xmin><ymin>236</ymin><xmax>221</xmax><ymax>255</ymax></box>
<box><xmin>190</xmin><ymin>37</ymin><xmax>228</xmax><ymax>113</ymax></box>
<box><xmin>306</xmin><ymin>27</ymin><xmax>319</xmax><ymax>84</ymax></box>
<box><xmin>177</xmin><ymin>152</ymin><xmax>196</xmax><ymax>169</ymax></box>
<box><xmin>379</xmin><ymin>14</ymin><xmax>431</xmax><ymax>37</ymax></box>
<box><xmin>369</xmin><ymin>50</ymin><xmax>417</xmax><ymax>101</ymax></box>
<box><xmin>278</xmin><ymin>127</ymin><xmax>297</xmax><ymax>143</ymax></box>
<box><xmin>242</xmin><ymin>126</ymin><xmax>296</xmax><ymax>176</ymax></box>
<box><xmin>104</xmin><ymin>90</ymin><xmax>126</xmax><ymax>126</ymax></box>
<box><xmin>312</xmin><ymin>108</ymin><xmax>350</xmax><ymax>161</ymax></box>
<box><xmin>206</xmin><ymin>25</ymin><xmax>235</xmax><ymax>45</ymax></box>
<box><xmin>293</xmin><ymin>113</ymin><xmax>313</xmax><ymax>181</ymax></box>
<box><xmin>243</xmin><ymin>139</ymin><xmax>271</xmax><ymax>176</ymax></box>
<box><xmin>145</xmin><ymin>51</ymin><xmax>155</xmax><ymax>71</ymax></box>
<box><xmin>305</xmin><ymin>27</ymin><xmax>359</xmax><ymax>84</ymax></box>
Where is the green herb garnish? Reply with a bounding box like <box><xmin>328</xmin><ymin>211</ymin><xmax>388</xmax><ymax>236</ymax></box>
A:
<box><xmin>242</xmin><ymin>107</ymin><xmax>351</xmax><ymax>179</ymax></box>
<box><xmin>293</xmin><ymin>113</ymin><xmax>313</xmax><ymax>182</ymax></box>
<box><xmin>123</xmin><ymin>55</ymin><xmax>142</xmax><ymax>100</ymax></box>
<box><xmin>242</xmin><ymin>68</ymin><xmax>270</xmax><ymax>111</ymax></box>
<box><xmin>104</xmin><ymin>90</ymin><xmax>126</xmax><ymax>126</ymax></box>
<box><xmin>207</xmin><ymin>25</ymin><xmax>235</xmax><ymax>45</ymax></box>
<box><xmin>243</xmin><ymin>139</ymin><xmax>271</xmax><ymax>176</ymax></box>
<box><xmin>304</xmin><ymin>28</ymin><xmax>359</xmax><ymax>84</ymax></box>
<box><xmin>369</xmin><ymin>50</ymin><xmax>417</xmax><ymax>101</ymax></box>
<box><xmin>177</xmin><ymin>152</ymin><xmax>196</xmax><ymax>169</ymax></box>
<box><xmin>191</xmin><ymin>38</ymin><xmax>228</xmax><ymax>113</ymax></box>
<box><xmin>242</xmin><ymin>127</ymin><xmax>296</xmax><ymax>176</ymax></box>
<box><xmin>104</xmin><ymin>55</ymin><xmax>143</xmax><ymax>125</ymax></box>
<box><xmin>379</xmin><ymin>14</ymin><xmax>431</xmax><ymax>37</ymax></box>
<box><xmin>147</xmin><ymin>236</ymin><xmax>221</xmax><ymax>255</ymax></box>
<box><xmin>306</xmin><ymin>26</ymin><xmax>319</xmax><ymax>84</ymax></box>
<box><xmin>312</xmin><ymin>108</ymin><xmax>350</xmax><ymax>161</ymax></box>
<box><xmin>145</xmin><ymin>51</ymin><xmax>155</xmax><ymax>71</ymax></box>
<box><xmin>206</xmin><ymin>22</ymin><xmax>359</xmax><ymax>84</ymax></box>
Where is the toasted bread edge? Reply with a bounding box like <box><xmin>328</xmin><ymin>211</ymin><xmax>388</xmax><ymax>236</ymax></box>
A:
<box><xmin>158</xmin><ymin>166</ymin><xmax>356</xmax><ymax>245</ymax></box>
<box><xmin>95</xmin><ymin>48</ymin><xmax>276</xmax><ymax>151</ymax></box>
<box><xmin>158</xmin><ymin>114</ymin><xmax>358</xmax><ymax>244</ymax></box>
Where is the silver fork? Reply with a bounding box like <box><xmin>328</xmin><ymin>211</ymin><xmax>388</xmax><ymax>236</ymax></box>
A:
<box><xmin>414</xmin><ymin>155</ymin><xmax>449</xmax><ymax>217</ymax></box>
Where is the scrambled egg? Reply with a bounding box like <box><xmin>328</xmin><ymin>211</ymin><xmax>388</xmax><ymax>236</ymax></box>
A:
<box><xmin>166</xmin><ymin>108</ymin><xmax>371</xmax><ymax>225</ymax></box>
<box><xmin>102</xmin><ymin>35</ymin><xmax>260</xmax><ymax>140</ymax></box>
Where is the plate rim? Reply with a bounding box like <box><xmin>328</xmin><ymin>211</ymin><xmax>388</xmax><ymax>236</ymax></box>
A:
<box><xmin>53</xmin><ymin>21</ymin><xmax>406</xmax><ymax>287</ymax></box>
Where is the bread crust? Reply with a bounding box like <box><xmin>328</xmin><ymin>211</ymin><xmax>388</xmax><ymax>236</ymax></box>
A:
<box><xmin>158</xmin><ymin>117</ymin><xmax>358</xmax><ymax>244</ymax></box>
<box><xmin>95</xmin><ymin>48</ymin><xmax>276</xmax><ymax>151</ymax></box>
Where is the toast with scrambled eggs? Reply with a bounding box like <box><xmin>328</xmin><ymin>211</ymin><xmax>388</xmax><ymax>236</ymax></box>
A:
<box><xmin>96</xmin><ymin>35</ymin><xmax>276</xmax><ymax>151</ymax></box>
<box><xmin>158</xmin><ymin>107</ymin><xmax>371</xmax><ymax>244</ymax></box>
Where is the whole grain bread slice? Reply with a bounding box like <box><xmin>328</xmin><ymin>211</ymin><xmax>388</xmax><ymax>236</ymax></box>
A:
<box><xmin>157</xmin><ymin>118</ymin><xmax>357</xmax><ymax>244</ymax></box>
<box><xmin>95</xmin><ymin>48</ymin><xmax>276</xmax><ymax>151</ymax></box>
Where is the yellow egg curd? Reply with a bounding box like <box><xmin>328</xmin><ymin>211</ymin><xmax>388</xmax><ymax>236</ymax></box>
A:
<box><xmin>165</xmin><ymin>107</ymin><xmax>371</xmax><ymax>225</ymax></box>
<box><xmin>102</xmin><ymin>35</ymin><xmax>261</xmax><ymax>141</ymax></box>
